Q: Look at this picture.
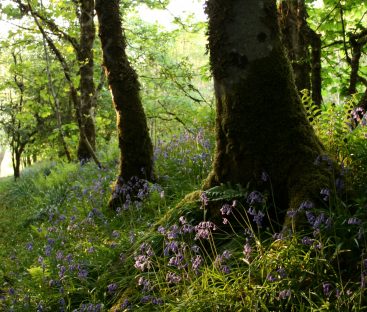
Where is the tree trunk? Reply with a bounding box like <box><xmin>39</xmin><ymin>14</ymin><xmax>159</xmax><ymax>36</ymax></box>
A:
<box><xmin>279</xmin><ymin>0</ymin><xmax>311</xmax><ymax>92</ymax></box>
<box><xmin>95</xmin><ymin>0</ymin><xmax>154</xmax><ymax>207</ymax></box>
<box><xmin>13</xmin><ymin>0</ymin><xmax>98</xmax><ymax>163</ymax></box>
<box><xmin>309</xmin><ymin>30</ymin><xmax>322</xmax><ymax>107</ymax></box>
<box><xmin>204</xmin><ymin>0</ymin><xmax>331</xmax><ymax>224</ymax></box>
<box><xmin>279</xmin><ymin>0</ymin><xmax>322</xmax><ymax>107</ymax></box>
<box><xmin>77</xmin><ymin>0</ymin><xmax>97</xmax><ymax>161</ymax></box>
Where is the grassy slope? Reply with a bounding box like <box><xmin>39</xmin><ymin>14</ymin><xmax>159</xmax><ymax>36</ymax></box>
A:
<box><xmin>0</xmin><ymin>122</ymin><xmax>367</xmax><ymax>311</ymax></box>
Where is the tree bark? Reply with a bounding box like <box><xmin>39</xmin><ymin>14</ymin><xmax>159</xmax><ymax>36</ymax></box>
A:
<box><xmin>76</xmin><ymin>0</ymin><xmax>97</xmax><ymax>161</ymax></box>
<box><xmin>95</xmin><ymin>0</ymin><xmax>154</xmax><ymax>207</ymax></box>
<box><xmin>309</xmin><ymin>29</ymin><xmax>322</xmax><ymax>107</ymax></box>
<box><xmin>279</xmin><ymin>0</ymin><xmax>311</xmax><ymax>92</ymax></box>
<box><xmin>204</xmin><ymin>0</ymin><xmax>332</xmax><ymax>225</ymax></box>
<box><xmin>279</xmin><ymin>0</ymin><xmax>322</xmax><ymax>107</ymax></box>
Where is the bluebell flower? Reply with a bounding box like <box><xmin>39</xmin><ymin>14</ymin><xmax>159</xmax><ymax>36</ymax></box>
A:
<box><xmin>45</xmin><ymin>245</ymin><xmax>52</xmax><ymax>257</ymax></box>
<box><xmin>194</xmin><ymin>221</ymin><xmax>217</xmax><ymax>240</ymax></box>
<box><xmin>348</xmin><ymin>217</ymin><xmax>362</xmax><ymax>225</ymax></box>
<box><xmin>164</xmin><ymin>240</ymin><xmax>179</xmax><ymax>256</ymax></box>
<box><xmin>181</xmin><ymin>224</ymin><xmax>194</xmax><ymax>234</ymax></box>
<box><xmin>191</xmin><ymin>255</ymin><xmax>203</xmax><ymax>274</ymax></box>
<box><xmin>157</xmin><ymin>226</ymin><xmax>166</xmax><ymax>234</ymax></box>
<box><xmin>120</xmin><ymin>299</ymin><xmax>130</xmax><ymax>309</ymax></box>
<box><xmin>56</xmin><ymin>250</ymin><xmax>63</xmax><ymax>260</ymax></box>
<box><xmin>222</xmin><ymin>250</ymin><xmax>232</xmax><ymax>260</ymax></box>
<box><xmin>301</xmin><ymin>236</ymin><xmax>313</xmax><ymax>246</ymax></box>
<box><xmin>166</xmin><ymin>272</ymin><xmax>182</xmax><ymax>284</ymax></box>
<box><xmin>26</xmin><ymin>242</ymin><xmax>33</xmax><ymax>251</ymax></box>
<box><xmin>169</xmin><ymin>254</ymin><xmax>185</xmax><ymax>269</ymax></box>
<box><xmin>141</xmin><ymin>295</ymin><xmax>152</xmax><ymax>304</ymax></box>
<box><xmin>167</xmin><ymin>224</ymin><xmax>180</xmax><ymax>240</ymax></box>
<box><xmin>78</xmin><ymin>269</ymin><xmax>88</xmax><ymax>280</ymax></box>
<box><xmin>138</xmin><ymin>276</ymin><xmax>151</xmax><ymax>292</ymax></box>
<box><xmin>277</xmin><ymin>267</ymin><xmax>287</xmax><ymax>279</ymax></box>
<box><xmin>323</xmin><ymin>282</ymin><xmax>332</xmax><ymax>296</ymax></box>
<box><xmin>58</xmin><ymin>265</ymin><xmax>66</xmax><ymax>278</ymax></box>
<box><xmin>152</xmin><ymin>297</ymin><xmax>163</xmax><ymax>305</ymax></box>
<box><xmin>111</xmin><ymin>230</ymin><xmax>120</xmax><ymax>238</ymax></box>
<box><xmin>200</xmin><ymin>192</ymin><xmax>209</xmax><ymax>207</ymax></box>
<box><xmin>107</xmin><ymin>283</ymin><xmax>118</xmax><ymax>294</ymax></box>
<box><xmin>247</xmin><ymin>191</ymin><xmax>264</xmax><ymax>205</ymax></box>
<box><xmin>243</xmin><ymin>242</ymin><xmax>252</xmax><ymax>259</ymax></box>
<box><xmin>287</xmin><ymin>210</ymin><xmax>297</xmax><ymax>218</ymax></box>
<box><xmin>278</xmin><ymin>289</ymin><xmax>291</xmax><ymax>299</ymax></box>
<box><xmin>320</xmin><ymin>188</ymin><xmax>330</xmax><ymax>201</ymax></box>
<box><xmin>306</xmin><ymin>211</ymin><xmax>316</xmax><ymax>226</ymax></box>
<box><xmin>134</xmin><ymin>255</ymin><xmax>151</xmax><ymax>271</ymax></box>
<box><xmin>220</xmin><ymin>204</ymin><xmax>232</xmax><ymax>216</ymax></box>
<box><xmin>248</xmin><ymin>208</ymin><xmax>265</xmax><ymax>226</ymax></box>
<box><xmin>221</xmin><ymin>265</ymin><xmax>230</xmax><ymax>274</ymax></box>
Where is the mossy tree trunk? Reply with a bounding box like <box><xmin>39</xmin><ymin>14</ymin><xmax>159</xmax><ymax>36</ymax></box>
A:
<box><xmin>204</xmin><ymin>0</ymin><xmax>332</xmax><ymax>223</ymax></box>
<box><xmin>279</xmin><ymin>0</ymin><xmax>322</xmax><ymax>107</ymax></box>
<box><xmin>95</xmin><ymin>0</ymin><xmax>154</xmax><ymax>207</ymax></box>
<box><xmin>76</xmin><ymin>0</ymin><xmax>97</xmax><ymax>162</ymax></box>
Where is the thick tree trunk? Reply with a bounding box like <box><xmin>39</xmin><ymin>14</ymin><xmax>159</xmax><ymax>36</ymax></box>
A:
<box><xmin>77</xmin><ymin>0</ymin><xmax>97</xmax><ymax>161</ymax></box>
<box><xmin>204</xmin><ymin>0</ymin><xmax>331</xmax><ymax>224</ymax></box>
<box><xmin>95</xmin><ymin>0</ymin><xmax>154</xmax><ymax>207</ymax></box>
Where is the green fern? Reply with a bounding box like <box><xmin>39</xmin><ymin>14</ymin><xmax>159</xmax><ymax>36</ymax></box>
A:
<box><xmin>301</xmin><ymin>89</ymin><xmax>321</xmax><ymax>126</ymax></box>
<box><xmin>205</xmin><ymin>182</ymin><xmax>248</xmax><ymax>202</ymax></box>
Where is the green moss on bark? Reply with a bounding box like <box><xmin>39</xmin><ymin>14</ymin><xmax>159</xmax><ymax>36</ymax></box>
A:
<box><xmin>96</xmin><ymin>0</ymin><xmax>154</xmax><ymax>208</ymax></box>
<box><xmin>204</xmin><ymin>0</ymin><xmax>335</xmax><ymax>226</ymax></box>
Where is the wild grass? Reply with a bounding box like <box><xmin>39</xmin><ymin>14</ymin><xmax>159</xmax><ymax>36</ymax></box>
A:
<box><xmin>0</xmin><ymin>103</ymin><xmax>367</xmax><ymax>311</ymax></box>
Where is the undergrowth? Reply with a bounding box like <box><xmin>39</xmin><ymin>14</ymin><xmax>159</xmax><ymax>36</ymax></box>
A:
<box><xmin>0</xmin><ymin>101</ymin><xmax>367</xmax><ymax>311</ymax></box>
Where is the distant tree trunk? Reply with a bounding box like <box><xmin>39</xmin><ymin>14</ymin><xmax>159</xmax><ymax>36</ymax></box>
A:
<box><xmin>204</xmin><ymin>0</ymin><xmax>332</xmax><ymax>225</ymax></box>
<box><xmin>76</xmin><ymin>0</ymin><xmax>97</xmax><ymax>161</ymax></box>
<box><xmin>12</xmin><ymin>148</ymin><xmax>22</xmax><ymax>179</ymax></box>
<box><xmin>14</xmin><ymin>0</ymin><xmax>99</xmax><ymax>163</ymax></box>
<box><xmin>309</xmin><ymin>30</ymin><xmax>322</xmax><ymax>106</ymax></box>
<box><xmin>347</xmin><ymin>29</ymin><xmax>367</xmax><ymax>109</ymax></box>
<box><xmin>279</xmin><ymin>0</ymin><xmax>322</xmax><ymax>106</ymax></box>
<box><xmin>95</xmin><ymin>0</ymin><xmax>154</xmax><ymax>207</ymax></box>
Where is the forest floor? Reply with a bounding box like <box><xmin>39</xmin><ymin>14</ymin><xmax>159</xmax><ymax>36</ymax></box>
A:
<box><xmin>0</xmin><ymin>131</ymin><xmax>367</xmax><ymax>311</ymax></box>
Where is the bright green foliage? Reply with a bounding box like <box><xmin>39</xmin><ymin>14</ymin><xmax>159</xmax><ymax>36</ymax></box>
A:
<box><xmin>302</xmin><ymin>93</ymin><xmax>367</xmax><ymax>191</ymax></box>
<box><xmin>306</xmin><ymin>0</ymin><xmax>367</xmax><ymax>101</ymax></box>
<box><xmin>125</xmin><ymin>14</ymin><xmax>213</xmax><ymax>137</ymax></box>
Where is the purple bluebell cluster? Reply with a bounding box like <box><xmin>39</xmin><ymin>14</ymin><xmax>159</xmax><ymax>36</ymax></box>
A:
<box><xmin>194</xmin><ymin>221</ymin><xmax>217</xmax><ymax>240</ymax></box>
<box><xmin>214</xmin><ymin>250</ymin><xmax>232</xmax><ymax>274</ymax></box>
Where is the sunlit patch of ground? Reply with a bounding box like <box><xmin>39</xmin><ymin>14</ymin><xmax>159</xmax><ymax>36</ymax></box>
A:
<box><xmin>0</xmin><ymin>150</ymin><xmax>13</xmax><ymax>177</ymax></box>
